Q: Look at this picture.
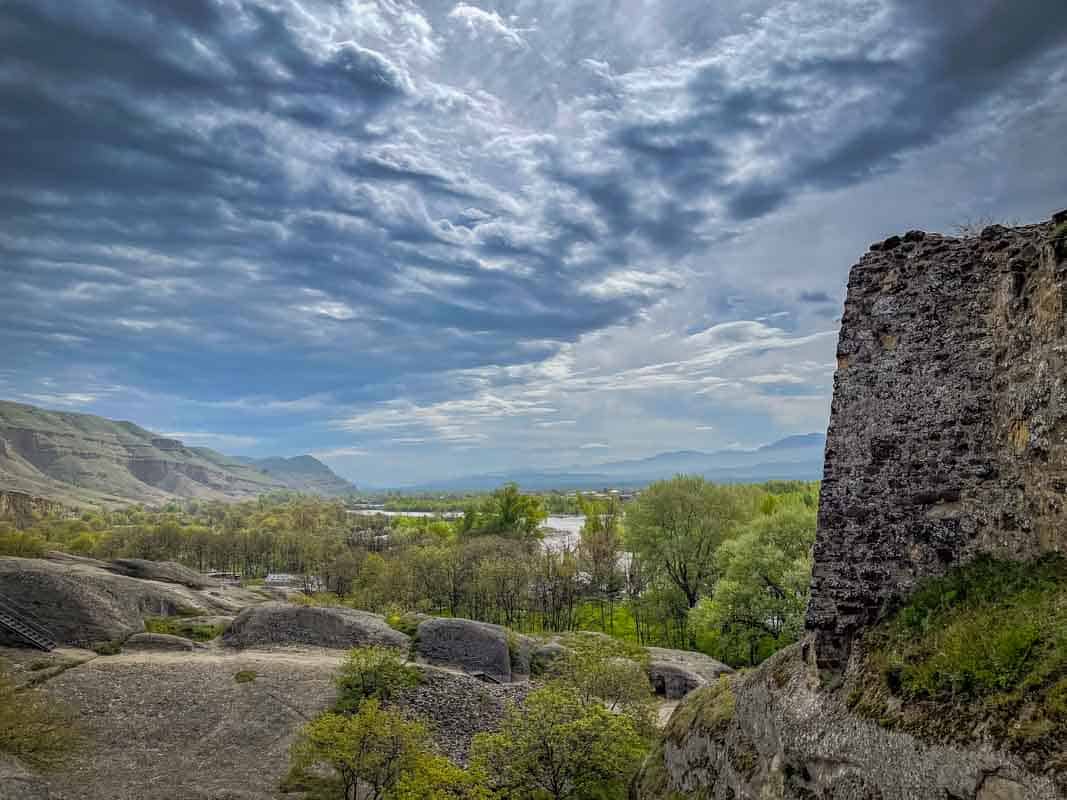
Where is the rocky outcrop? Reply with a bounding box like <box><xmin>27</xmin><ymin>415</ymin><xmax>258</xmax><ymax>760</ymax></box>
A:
<box><xmin>647</xmin><ymin>646</ymin><xmax>732</xmax><ymax>699</ymax></box>
<box><xmin>0</xmin><ymin>755</ymin><xmax>54</xmax><ymax>800</ymax></box>
<box><xmin>415</xmin><ymin>617</ymin><xmax>531</xmax><ymax>683</ymax></box>
<box><xmin>0</xmin><ymin>554</ymin><xmax>260</xmax><ymax>647</ymax></box>
<box><xmin>222</xmin><ymin>603</ymin><xmax>409</xmax><ymax>650</ymax></box>
<box><xmin>0</xmin><ymin>490</ymin><xmax>66</xmax><ymax>529</ymax></box>
<box><xmin>809</xmin><ymin>213</ymin><xmax>1067</xmax><ymax>670</ymax></box>
<box><xmin>639</xmin><ymin>642</ymin><xmax>1060</xmax><ymax>800</ymax></box>
<box><xmin>105</xmin><ymin>559</ymin><xmax>216</xmax><ymax>589</ymax></box>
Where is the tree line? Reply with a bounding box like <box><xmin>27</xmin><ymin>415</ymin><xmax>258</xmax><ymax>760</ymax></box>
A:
<box><xmin>1</xmin><ymin>478</ymin><xmax>818</xmax><ymax>667</ymax></box>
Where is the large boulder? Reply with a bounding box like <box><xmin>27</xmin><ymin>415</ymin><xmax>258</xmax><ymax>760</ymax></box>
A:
<box><xmin>416</xmin><ymin>618</ymin><xmax>530</xmax><ymax>683</ymax></box>
<box><xmin>646</xmin><ymin>646</ymin><xmax>732</xmax><ymax>699</ymax></box>
<box><xmin>0</xmin><ymin>556</ymin><xmax>210</xmax><ymax>648</ymax></box>
<box><xmin>105</xmin><ymin>559</ymin><xmax>215</xmax><ymax>589</ymax></box>
<box><xmin>222</xmin><ymin>603</ymin><xmax>408</xmax><ymax>650</ymax></box>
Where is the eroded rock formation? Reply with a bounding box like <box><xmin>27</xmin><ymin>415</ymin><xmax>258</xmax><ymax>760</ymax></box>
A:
<box><xmin>809</xmin><ymin>211</ymin><xmax>1067</xmax><ymax>669</ymax></box>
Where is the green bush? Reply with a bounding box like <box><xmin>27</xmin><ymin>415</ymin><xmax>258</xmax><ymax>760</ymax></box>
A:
<box><xmin>0</xmin><ymin>530</ymin><xmax>48</xmax><ymax>558</ymax></box>
<box><xmin>334</xmin><ymin>646</ymin><xmax>421</xmax><ymax>713</ymax></box>
<box><xmin>91</xmin><ymin>640</ymin><xmax>123</xmax><ymax>656</ymax></box>
<box><xmin>145</xmin><ymin>616</ymin><xmax>228</xmax><ymax>641</ymax></box>
<box><xmin>234</xmin><ymin>670</ymin><xmax>257</xmax><ymax>684</ymax></box>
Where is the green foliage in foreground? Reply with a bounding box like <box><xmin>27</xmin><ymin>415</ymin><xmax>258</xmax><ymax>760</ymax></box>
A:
<box><xmin>286</xmin><ymin>701</ymin><xmax>431</xmax><ymax>800</ymax></box>
<box><xmin>851</xmin><ymin>556</ymin><xmax>1067</xmax><ymax>776</ymax></box>
<box><xmin>145</xmin><ymin>616</ymin><xmax>228</xmax><ymax>641</ymax></box>
<box><xmin>0</xmin><ymin>668</ymin><xmax>78</xmax><ymax>769</ymax></box>
<box><xmin>334</xmin><ymin>647</ymin><xmax>421</xmax><ymax>714</ymax></box>
<box><xmin>471</xmin><ymin>684</ymin><xmax>648</xmax><ymax>800</ymax></box>
<box><xmin>0</xmin><ymin>525</ymin><xmax>48</xmax><ymax>557</ymax></box>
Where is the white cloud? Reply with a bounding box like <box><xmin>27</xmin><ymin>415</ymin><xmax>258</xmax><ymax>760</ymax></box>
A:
<box><xmin>162</xmin><ymin>432</ymin><xmax>260</xmax><ymax>448</ymax></box>
<box><xmin>580</xmin><ymin>442</ymin><xmax>610</xmax><ymax>449</ymax></box>
<box><xmin>448</xmin><ymin>4</ymin><xmax>529</xmax><ymax>48</ymax></box>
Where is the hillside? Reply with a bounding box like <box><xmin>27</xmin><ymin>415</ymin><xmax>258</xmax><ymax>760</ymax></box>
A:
<box><xmin>0</xmin><ymin>401</ymin><xmax>351</xmax><ymax>506</ymax></box>
<box><xmin>238</xmin><ymin>455</ymin><xmax>356</xmax><ymax>497</ymax></box>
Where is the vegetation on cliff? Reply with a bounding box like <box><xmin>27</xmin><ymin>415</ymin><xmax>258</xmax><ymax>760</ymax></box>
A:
<box><xmin>850</xmin><ymin>555</ymin><xmax>1067</xmax><ymax>782</ymax></box>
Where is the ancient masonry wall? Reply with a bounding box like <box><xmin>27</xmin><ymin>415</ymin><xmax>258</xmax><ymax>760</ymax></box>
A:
<box><xmin>807</xmin><ymin>210</ymin><xmax>1067</xmax><ymax>669</ymax></box>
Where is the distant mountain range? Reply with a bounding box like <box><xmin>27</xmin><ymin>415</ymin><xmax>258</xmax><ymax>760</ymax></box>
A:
<box><xmin>403</xmin><ymin>433</ymin><xmax>827</xmax><ymax>492</ymax></box>
<box><xmin>0</xmin><ymin>400</ymin><xmax>355</xmax><ymax>507</ymax></box>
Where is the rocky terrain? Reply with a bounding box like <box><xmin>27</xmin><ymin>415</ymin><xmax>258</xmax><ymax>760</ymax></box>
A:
<box><xmin>0</xmin><ymin>400</ymin><xmax>354</xmax><ymax>507</ymax></box>
<box><xmin>638</xmin><ymin>213</ymin><xmax>1067</xmax><ymax>799</ymax></box>
<box><xmin>0</xmin><ymin>553</ymin><xmax>708</xmax><ymax>799</ymax></box>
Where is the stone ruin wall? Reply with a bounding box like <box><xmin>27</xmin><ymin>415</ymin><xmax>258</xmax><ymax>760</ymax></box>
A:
<box><xmin>807</xmin><ymin>209</ymin><xmax>1067</xmax><ymax>669</ymax></box>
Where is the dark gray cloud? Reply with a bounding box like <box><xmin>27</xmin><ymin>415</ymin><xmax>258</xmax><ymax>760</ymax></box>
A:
<box><xmin>1</xmin><ymin>0</ymin><xmax>1064</xmax><ymax>484</ymax></box>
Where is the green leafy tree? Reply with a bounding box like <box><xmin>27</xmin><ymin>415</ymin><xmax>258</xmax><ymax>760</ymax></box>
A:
<box><xmin>471</xmin><ymin>685</ymin><xmax>647</xmax><ymax>800</ymax></box>
<box><xmin>288</xmin><ymin>702</ymin><xmax>429</xmax><ymax>800</ymax></box>
<box><xmin>690</xmin><ymin>504</ymin><xmax>817</xmax><ymax>666</ymax></box>
<box><xmin>469</xmin><ymin>484</ymin><xmax>547</xmax><ymax>540</ymax></box>
<box><xmin>389</xmin><ymin>754</ymin><xmax>491</xmax><ymax>800</ymax></box>
<box><xmin>335</xmin><ymin>647</ymin><xmax>421</xmax><ymax>713</ymax></box>
<box><xmin>625</xmin><ymin>477</ymin><xmax>756</xmax><ymax>609</ymax></box>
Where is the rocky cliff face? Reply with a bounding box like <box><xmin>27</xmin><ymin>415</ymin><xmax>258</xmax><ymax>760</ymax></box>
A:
<box><xmin>809</xmin><ymin>211</ymin><xmax>1067</xmax><ymax>670</ymax></box>
<box><xmin>638</xmin><ymin>211</ymin><xmax>1067</xmax><ymax>800</ymax></box>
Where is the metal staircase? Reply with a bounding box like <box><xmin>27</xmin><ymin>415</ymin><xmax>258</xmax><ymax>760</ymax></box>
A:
<box><xmin>0</xmin><ymin>593</ymin><xmax>57</xmax><ymax>652</ymax></box>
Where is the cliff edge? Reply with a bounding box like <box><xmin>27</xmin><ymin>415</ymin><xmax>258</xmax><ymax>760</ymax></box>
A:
<box><xmin>638</xmin><ymin>210</ymin><xmax>1067</xmax><ymax>800</ymax></box>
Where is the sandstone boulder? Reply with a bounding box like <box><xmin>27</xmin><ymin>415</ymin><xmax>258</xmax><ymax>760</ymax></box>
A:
<box><xmin>222</xmin><ymin>603</ymin><xmax>408</xmax><ymax>650</ymax></box>
<box><xmin>416</xmin><ymin>617</ymin><xmax>529</xmax><ymax>683</ymax></box>
<box><xmin>530</xmin><ymin>640</ymin><xmax>570</xmax><ymax>675</ymax></box>
<box><xmin>105</xmin><ymin>559</ymin><xmax>215</xmax><ymax>589</ymax></box>
<box><xmin>123</xmin><ymin>633</ymin><xmax>201</xmax><ymax>652</ymax></box>
<box><xmin>646</xmin><ymin>646</ymin><xmax>731</xmax><ymax>699</ymax></box>
<box><xmin>0</xmin><ymin>556</ymin><xmax>209</xmax><ymax>648</ymax></box>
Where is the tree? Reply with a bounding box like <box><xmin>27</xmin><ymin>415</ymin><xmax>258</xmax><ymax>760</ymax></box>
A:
<box><xmin>335</xmin><ymin>647</ymin><xmax>421</xmax><ymax>713</ymax></box>
<box><xmin>390</xmin><ymin>754</ymin><xmax>490</xmax><ymax>800</ymax></box>
<box><xmin>470</xmin><ymin>685</ymin><xmax>647</xmax><ymax>800</ymax></box>
<box><xmin>288</xmin><ymin>702</ymin><xmax>428</xmax><ymax>800</ymax></box>
<box><xmin>625</xmin><ymin>477</ymin><xmax>755</xmax><ymax>610</ymax></box>
<box><xmin>469</xmin><ymin>484</ymin><xmax>547</xmax><ymax>540</ymax></box>
<box><xmin>690</xmin><ymin>504</ymin><xmax>817</xmax><ymax>666</ymax></box>
<box><xmin>577</xmin><ymin>495</ymin><xmax>623</xmax><ymax>630</ymax></box>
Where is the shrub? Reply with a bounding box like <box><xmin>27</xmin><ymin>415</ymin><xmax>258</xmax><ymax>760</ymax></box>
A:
<box><xmin>145</xmin><ymin>616</ymin><xmax>228</xmax><ymax>641</ymax></box>
<box><xmin>234</xmin><ymin>670</ymin><xmax>257</xmax><ymax>684</ymax></box>
<box><xmin>0</xmin><ymin>530</ymin><xmax>48</xmax><ymax>558</ymax></box>
<box><xmin>471</xmin><ymin>685</ymin><xmax>647</xmax><ymax>800</ymax></box>
<box><xmin>286</xmin><ymin>702</ymin><xmax>429</xmax><ymax>800</ymax></box>
<box><xmin>334</xmin><ymin>646</ymin><xmax>421</xmax><ymax>713</ymax></box>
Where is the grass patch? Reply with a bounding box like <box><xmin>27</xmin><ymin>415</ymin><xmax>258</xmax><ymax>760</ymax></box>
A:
<box><xmin>234</xmin><ymin>670</ymin><xmax>257</xmax><ymax>684</ymax></box>
<box><xmin>1051</xmin><ymin>221</ymin><xmax>1067</xmax><ymax>240</ymax></box>
<box><xmin>849</xmin><ymin>556</ymin><xmax>1067</xmax><ymax>781</ymax></box>
<box><xmin>91</xmin><ymin>639</ymin><xmax>123</xmax><ymax>656</ymax></box>
<box><xmin>145</xmin><ymin>616</ymin><xmax>228</xmax><ymax>642</ymax></box>
<box><xmin>664</xmin><ymin>675</ymin><xmax>735</xmax><ymax>745</ymax></box>
<box><xmin>0</xmin><ymin>669</ymin><xmax>78</xmax><ymax>769</ymax></box>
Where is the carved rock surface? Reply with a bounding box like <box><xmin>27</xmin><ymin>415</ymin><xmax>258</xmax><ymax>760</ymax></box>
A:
<box><xmin>223</xmin><ymin>603</ymin><xmax>409</xmax><ymax>651</ymax></box>
<box><xmin>809</xmin><ymin>214</ymin><xmax>1067</xmax><ymax>668</ymax></box>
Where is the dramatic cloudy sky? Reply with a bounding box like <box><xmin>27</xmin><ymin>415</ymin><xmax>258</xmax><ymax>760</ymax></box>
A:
<box><xmin>2</xmin><ymin>0</ymin><xmax>1066</xmax><ymax>486</ymax></box>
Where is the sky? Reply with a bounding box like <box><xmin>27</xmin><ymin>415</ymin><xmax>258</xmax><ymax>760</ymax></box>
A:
<box><xmin>2</xmin><ymin>0</ymin><xmax>1066</xmax><ymax>487</ymax></box>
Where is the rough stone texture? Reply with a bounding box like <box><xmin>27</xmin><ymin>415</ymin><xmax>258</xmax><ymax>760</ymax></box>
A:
<box><xmin>0</xmin><ymin>490</ymin><xmax>66</xmax><ymax>530</ymax></box>
<box><xmin>397</xmin><ymin>665</ymin><xmax>530</xmax><ymax>764</ymax></box>
<box><xmin>105</xmin><ymin>558</ymin><xmax>216</xmax><ymax>589</ymax></box>
<box><xmin>639</xmin><ymin>640</ymin><xmax>1060</xmax><ymax>800</ymax></box>
<box><xmin>647</xmin><ymin>647</ymin><xmax>732</xmax><ymax>694</ymax></box>
<box><xmin>123</xmin><ymin>632</ymin><xmax>202</xmax><ymax>652</ymax></box>
<box><xmin>416</xmin><ymin>617</ymin><xmax>527</xmax><ymax>683</ymax></box>
<box><xmin>809</xmin><ymin>214</ymin><xmax>1067</xmax><ymax>669</ymax></box>
<box><xmin>222</xmin><ymin>603</ymin><xmax>409</xmax><ymax>650</ymax></box>
<box><xmin>0</xmin><ymin>555</ymin><xmax>258</xmax><ymax>648</ymax></box>
<box><xmin>34</xmin><ymin>648</ymin><xmax>341</xmax><ymax>800</ymax></box>
<box><xmin>0</xmin><ymin>755</ymin><xmax>54</xmax><ymax>800</ymax></box>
